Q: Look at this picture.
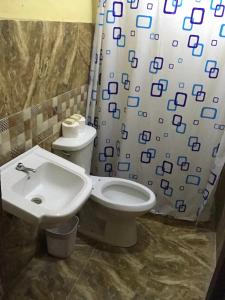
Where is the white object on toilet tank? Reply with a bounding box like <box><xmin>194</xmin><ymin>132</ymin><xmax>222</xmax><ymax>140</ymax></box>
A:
<box><xmin>70</xmin><ymin>114</ymin><xmax>86</xmax><ymax>128</ymax></box>
<box><xmin>62</xmin><ymin>114</ymin><xmax>86</xmax><ymax>138</ymax></box>
<box><xmin>52</xmin><ymin>125</ymin><xmax>97</xmax><ymax>174</ymax></box>
<box><xmin>62</xmin><ymin>120</ymin><xmax>80</xmax><ymax>138</ymax></box>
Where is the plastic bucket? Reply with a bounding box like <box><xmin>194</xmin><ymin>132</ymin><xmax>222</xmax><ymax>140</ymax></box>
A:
<box><xmin>45</xmin><ymin>216</ymin><xmax>79</xmax><ymax>258</ymax></box>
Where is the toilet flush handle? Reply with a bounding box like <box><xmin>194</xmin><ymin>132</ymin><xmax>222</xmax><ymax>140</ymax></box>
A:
<box><xmin>62</xmin><ymin>151</ymin><xmax>71</xmax><ymax>157</ymax></box>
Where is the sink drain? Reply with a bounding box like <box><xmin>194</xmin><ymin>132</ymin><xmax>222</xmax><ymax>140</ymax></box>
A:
<box><xmin>31</xmin><ymin>197</ymin><xmax>42</xmax><ymax>205</ymax></box>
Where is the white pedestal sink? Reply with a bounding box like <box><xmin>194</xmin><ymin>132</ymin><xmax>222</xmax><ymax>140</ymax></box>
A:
<box><xmin>0</xmin><ymin>146</ymin><xmax>92</xmax><ymax>227</ymax></box>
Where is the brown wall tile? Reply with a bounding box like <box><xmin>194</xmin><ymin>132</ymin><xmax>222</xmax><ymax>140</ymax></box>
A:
<box><xmin>0</xmin><ymin>20</ymin><xmax>93</xmax><ymax>118</ymax></box>
<box><xmin>0</xmin><ymin>84</ymin><xmax>88</xmax><ymax>166</ymax></box>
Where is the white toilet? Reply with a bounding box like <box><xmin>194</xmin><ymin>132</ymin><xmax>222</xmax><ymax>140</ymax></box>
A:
<box><xmin>52</xmin><ymin>124</ymin><xmax>156</xmax><ymax>247</ymax></box>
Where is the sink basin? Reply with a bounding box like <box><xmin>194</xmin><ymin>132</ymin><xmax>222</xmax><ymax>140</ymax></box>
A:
<box><xmin>0</xmin><ymin>146</ymin><xmax>92</xmax><ymax>227</ymax></box>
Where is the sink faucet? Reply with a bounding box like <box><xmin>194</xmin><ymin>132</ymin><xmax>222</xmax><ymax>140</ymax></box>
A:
<box><xmin>15</xmin><ymin>163</ymin><xmax>36</xmax><ymax>179</ymax></box>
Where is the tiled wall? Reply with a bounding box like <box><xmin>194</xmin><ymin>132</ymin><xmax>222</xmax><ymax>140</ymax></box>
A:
<box><xmin>0</xmin><ymin>19</ymin><xmax>93</xmax><ymax>292</ymax></box>
<box><xmin>0</xmin><ymin>20</ymin><xmax>93</xmax><ymax>118</ymax></box>
<box><xmin>0</xmin><ymin>85</ymin><xmax>88</xmax><ymax>165</ymax></box>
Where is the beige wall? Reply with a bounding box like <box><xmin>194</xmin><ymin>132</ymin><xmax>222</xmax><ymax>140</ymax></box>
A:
<box><xmin>92</xmin><ymin>0</ymin><xmax>97</xmax><ymax>23</ymax></box>
<box><xmin>0</xmin><ymin>0</ymin><xmax>93</xmax><ymax>23</ymax></box>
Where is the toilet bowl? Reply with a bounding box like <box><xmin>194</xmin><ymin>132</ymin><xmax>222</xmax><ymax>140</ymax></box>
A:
<box><xmin>91</xmin><ymin>176</ymin><xmax>155</xmax><ymax>212</ymax></box>
<box><xmin>52</xmin><ymin>123</ymin><xmax>156</xmax><ymax>247</ymax></box>
<box><xmin>80</xmin><ymin>176</ymin><xmax>155</xmax><ymax>247</ymax></box>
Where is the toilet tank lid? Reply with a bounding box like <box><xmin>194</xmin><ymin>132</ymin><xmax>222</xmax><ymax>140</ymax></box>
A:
<box><xmin>52</xmin><ymin>125</ymin><xmax>97</xmax><ymax>151</ymax></box>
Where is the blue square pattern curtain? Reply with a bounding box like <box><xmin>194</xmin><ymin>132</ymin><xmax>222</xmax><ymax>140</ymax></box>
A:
<box><xmin>87</xmin><ymin>0</ymin><xmax>225</xmax><ymax>221</ymax></box>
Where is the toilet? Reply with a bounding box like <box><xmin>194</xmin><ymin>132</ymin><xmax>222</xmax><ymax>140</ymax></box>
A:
<box><xmin>52</xmin><ymin>124</ymin><xmax>156</xmax><ymax>247</ymax></box>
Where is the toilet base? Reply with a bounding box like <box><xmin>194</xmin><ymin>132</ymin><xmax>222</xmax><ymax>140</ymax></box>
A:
<box><xmin>78</xmin><ymin>199</ymin><xmax>138</xmax><ymax>247</ymax></box>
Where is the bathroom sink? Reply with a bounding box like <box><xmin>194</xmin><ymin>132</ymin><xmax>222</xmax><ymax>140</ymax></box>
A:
<box><xmin>0</xmin><ymin>146</ymin><xmax>92</xmax><ymax>227</ymax></box>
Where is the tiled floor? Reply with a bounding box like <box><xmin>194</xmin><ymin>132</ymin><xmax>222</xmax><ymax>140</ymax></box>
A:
<box><xmin>5</xmin><ymin>215</ymin><xmax>215</xmax><ymax>300</ymax></box>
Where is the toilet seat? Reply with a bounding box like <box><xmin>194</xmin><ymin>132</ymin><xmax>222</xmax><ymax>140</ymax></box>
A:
<box><xmin>90</xmin><ymin>176</ymin><xmax>156</xmax><ymax>212</ymax></box>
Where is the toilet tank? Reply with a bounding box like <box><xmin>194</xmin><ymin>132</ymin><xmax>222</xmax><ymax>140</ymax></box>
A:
<box><xmin>52</xmin><ymin>125</ymin><xmax>97</xmax><ymax>174</ymax></box>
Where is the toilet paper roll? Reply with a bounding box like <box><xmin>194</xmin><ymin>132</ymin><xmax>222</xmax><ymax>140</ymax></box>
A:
<box><xmin>70</xmin><ymin>114</ymin><xmax>81</xmax><ymax>122</ymax></box>
<box><xmin>62</xmin><ymin>120</ymin><xmax>80</xmax><ymax>138</ymax></box>
<box><xmin>70</xmin><ymin>114</ymin><xmax>86</xmax><ymax>128</ymax></box>
<box><xmin>63</xmin><ymin>118</ymin><xmax>76</xmax><ymax>125</ymax></box>
<box><xmin>79</xmin><ymin>116</ymin><xmax>86</xmax><ymax>128</ymax></box>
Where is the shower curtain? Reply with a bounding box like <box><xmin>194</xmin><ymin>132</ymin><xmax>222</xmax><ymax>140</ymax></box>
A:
<box><xmin>87</xmin><ymin>0</ymin><xmax>225</xmax><ymax>221</ymax></box>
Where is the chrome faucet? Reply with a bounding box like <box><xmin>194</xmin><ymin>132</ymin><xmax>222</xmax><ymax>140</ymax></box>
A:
<box><xmin>15</xmin><ymin>163</ymin><xmax>36</xmax><ymax>179</ymax></box>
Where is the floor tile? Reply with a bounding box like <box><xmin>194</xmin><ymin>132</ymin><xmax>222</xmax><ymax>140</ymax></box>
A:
<box><xmin>5</xmin><ymin>215</ymin><xmax>215</xmax><ymax>300</ymax></box>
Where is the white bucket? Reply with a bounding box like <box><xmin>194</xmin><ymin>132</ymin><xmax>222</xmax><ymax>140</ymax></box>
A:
<box><xmin>45</xmin><ymin>216</ymin><xmax>79</xmax><ymax>258</ymax></box>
